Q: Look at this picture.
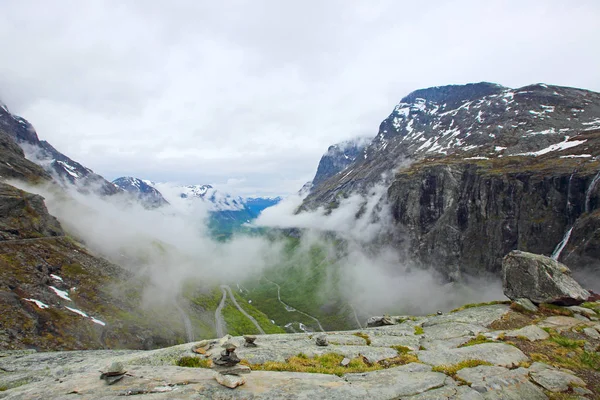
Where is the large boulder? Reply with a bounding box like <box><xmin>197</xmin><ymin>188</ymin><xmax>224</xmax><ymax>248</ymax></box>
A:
<box><xmin>502</xmin><ymin>250</ymin><xmax>589</xmax><ymax>305</ymax></box>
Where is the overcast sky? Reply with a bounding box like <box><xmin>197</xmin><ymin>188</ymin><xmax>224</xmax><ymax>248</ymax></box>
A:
<box><xmin>1</xmin><ymin>1</ymin><xmax>599</xmax><ymax>196</ymax></box>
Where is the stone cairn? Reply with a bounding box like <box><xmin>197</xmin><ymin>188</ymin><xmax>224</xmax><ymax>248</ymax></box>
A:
<box><xmin>315</xmin><ymin>333</ymin><xmax>328</xmax><ymax>346</ymax></box>
<box><xmin>212</xmin><ymin>341</ymin><xmax>251</xmax><ymax>389</ymax></box>
<box><xmin>99</xmin><ymin>361</ymin><xmax>127</xmax><ymax>385</ymax></box>
<box><xmin>243</xmin><ymin>335</ymin><xmax>257</xmax><ymax>347</ymax></box>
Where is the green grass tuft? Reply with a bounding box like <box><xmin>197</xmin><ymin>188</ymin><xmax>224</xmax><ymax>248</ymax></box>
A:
<box><xmin>581</xmin><ymin>351</ymin><xmax>600</xmax><ymax>371</ymax></box>
<box><xmin>460</xmin><ymin>334</ymin><xmax>494</xmax><ymax>347</ymax></box>
<box><xmin>414</xmin><ymin>326</ymin><xmax>424</xmax><ymax>335</ymax></box>
<box><xmin>431</xmin><ymin>359</ymin><xmax>493</xmax><ymax>376</ymax></box>
<box><xmin>549</xmin><ymin>334</ymin><xmax>585</xmax><ymax>349</ymax></box>
<box><xmin>176</xmin><ymin>356</ymin><xmax>212</xmax><ymax>368</ymax></box>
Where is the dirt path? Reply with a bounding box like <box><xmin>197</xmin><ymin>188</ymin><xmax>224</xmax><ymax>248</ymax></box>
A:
<box><xmin>222</xmin><ymin>285</ymin><xmax>265</xmax><ymax>334</ymax></box>
<box><xmin>215</xmin><ymin>287</ymin><xmax>227</xmax><ymax>337</ymax></box>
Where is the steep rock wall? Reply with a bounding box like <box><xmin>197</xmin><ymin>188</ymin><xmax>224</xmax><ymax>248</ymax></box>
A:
<box><xmin>387</xmin><ymin>161</ymin><xmax>600</xmax><ymax>279</ymax></box>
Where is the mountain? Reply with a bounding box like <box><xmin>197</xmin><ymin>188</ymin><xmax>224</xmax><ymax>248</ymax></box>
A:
<box><xmin>178</xmin><ymin>184</ymin><xmax>246</xmax><ymax>211</ymax></box>
<box><xmin>302</xmin><ymin>82</ymin><xmax>600</xmax><ymax>279</ymax></box>
<box><xmin>112</xmin><ymin>177</ymin><xmax>169</xmax><ymax>208</ymax></box>
<box><xmin>0</xmin><ymin>103</ymin><xmax>119</xmax><ymax>196</ymax></box>
<box><xmin>0</xmin><ymin>102</ymin><xmax>207</xmax><ymax>350</ymax></box>
<box><xmin>311</xmin><ymin>137</ymin><xmax>371</xmax><ymax>188</ymax></box>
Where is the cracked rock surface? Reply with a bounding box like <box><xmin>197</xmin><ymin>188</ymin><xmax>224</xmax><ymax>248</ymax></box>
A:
<box><xmin>1</xmin><ymin>303</ymin><xmax>599</xmax><ymax>399</ymax></box>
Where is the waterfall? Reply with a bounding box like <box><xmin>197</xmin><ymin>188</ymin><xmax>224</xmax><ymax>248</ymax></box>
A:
<box><xmin>566</xmin><ymin>173</ymin><xmax>574</xmax><ymax>218</ymax></box>
<box><xmin>551</xmin><ymin>226</ymin><xmax>573</xmax><ymax>261</ymax></box>
<box><xmin>585</xmin><ymin>170</ymin><xmax>600</xmax><ymax>213</ymax></box>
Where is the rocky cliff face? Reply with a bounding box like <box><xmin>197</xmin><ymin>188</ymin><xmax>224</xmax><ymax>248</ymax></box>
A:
<box><xmin>302</xmin><ymin>83</ymin><xmax>600</xmax><ymax>279</ymax></box>
<box><xmin>311</xmin><ymin>138</ymin><xmax>371</xmax><ymax>188</ymax></box>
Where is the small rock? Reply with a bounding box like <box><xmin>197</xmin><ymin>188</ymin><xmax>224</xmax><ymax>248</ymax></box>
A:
<box><xmin>436</xmin><ymin>311</ymin><xmax>443</xmax><ymax>315</ymax></box>
<box><xmin>192</xmin><ymin>340</ymin><xmax>212</xmax><ymax>354</ymax></box>
<box><xmin>573</xmin><ymin>386</ymin><xmax>594</xmax><ymax>396</ymax></box>
<box><xmin>243</xmin><ymin>335</ymin><xmax>257</xmax><ymax>347</ymax></box>
<box><xmin>583</xmin><ymin>327</ymin><xmax>600</xmax><ymax>339</ymax></box>
<box><xmin>212</xmin><ymin>365</ymin><xmax>251</xmax><ymax>375</ymax></box>
<box><xmin>215</xmin><ymin>372</ymin><xmax>246</xmax><ymax>388</ymax></box>
<box><xmin>100</xmin><ymin>361</ymin><xmax>126</xmax><ymax>385</ymax></box>
<box><xmin>222</xmin><ymin>341</ymin><xmax>237</xmax><ymax>351</ymax></box>
<box><xmin>366</xmin><ymin>316</ymin><xmax>395</xmax><ymax>327</ymax></box>
<box><xmin>100</xmin><ymin>361</ymin><xmax>125</xmax><ymax>377</ymax></box>
<box><xmin>514</xmin><ymin>298</ymin><xmax>538</xmax><ymax>312</ymax></box>
<box><xmin>315</xmin><ymin>334</ymin><xmax>328</xmax><ymax>346</ymax></box>
<box><xmin>340</xmin><ymin>357</ymin><xmax>351</xmax><ymax>367</ymax></box>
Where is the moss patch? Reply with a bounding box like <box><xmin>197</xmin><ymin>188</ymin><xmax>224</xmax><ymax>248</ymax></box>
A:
<box><xmin>414</xmin><ymin>326</ymin><xmax>424</xmax><ymax>335</ymax></box>
<box><xmin>459</xmin><ymin>334</ymin><xmax>495</xmax><ymax>347</ymax></box>
<box><xmin>431</xmin><ymin>359</ymin><xmax>493</xmax><ymax>377</ymax></box>
<box><xmin>353</xmin><ymin>332</ymin><xmax>371</xmax><ymax>345</ymax></box>
<box><xmin>246</xmin><ymin>351</ymin><xmax>420</xmax><ymax>377</ymax></box>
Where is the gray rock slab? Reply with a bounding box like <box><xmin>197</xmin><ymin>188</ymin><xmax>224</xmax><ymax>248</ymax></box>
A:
<box><xmin>537</xmin><ymin>316</ymin><xmax>593</xmax><ymax>332</ymax></box>
<box><xmin>343</xmin><ymin>366</ymin><xmax>448</xmax><ymax>398</ymax></box>
<box><xmin>305</xmin><ymin>345</ymin><xmax>398</xmax><ymax>364</ymax></box>
<box><xmin>456</xmin><ymin>365</ymin><xmax>547</xmax><ymax>400</ymax></box>
<box><xmin>368</xmin><ymin>335</ymin><xmax>420</xmax><ymax>350</ymax></box>
<box><xmin>357</xmin><ymin>322</ymin><xmax>419</xmax><ymax>337</ymax></box>
<box><xmin>573</xmin><ymin>313</ymin><xmax>590</xmax><ymax>321</ymax></box>
<box><xmin>325</xmin><ymin>334</ymin><xmax>367</xmax><ymax>346</ymax></box>
<box><xmin>504</xmin><ymin>325</ymin><xmax>549</xmax><ymax>341</ymax></box>
<box><xmin>422</xmin><ymin>305</ymin><xmax>510</xmax><ymax>328</ymax></box>
<box><xmin>215</xmin><ymin>372</ymin><xmax>246</xmax><ymax>388</ymax></box>
<box><xmin>403</xmin><ymin>385</ymin><xmax>484</xmax><ymax>399</ymax></box>
<box><xmin>422</xmin><ymin>322</ymin><xmax>487</xmax><ymax>340</ymax></box>
<box><xmin>418</xmin><ymin>343</ymin><xmax>528</xmax><ymax>368</ymax></box>
<box><xmin>529</xmin><ymin>365</ymin><xmax>586</xmax><ymax>392</ymax></box>
<box><xmin>420</xmin><ymin>337</ymin><xmax>472</xmax><ymax>351</ymax></box>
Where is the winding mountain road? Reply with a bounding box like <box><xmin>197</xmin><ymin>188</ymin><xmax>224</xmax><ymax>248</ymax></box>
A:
<box><xmin>215</xmin><ymin>287</ymin><xmax>227</xmax><ymax>338</ymax></box>
<box><xmin>349</xmin><ymin>303</ymin><xmax>363</xmax><ymax>329</ymax></box>
<box><xmin>264</xmin><ymin>278</ymin><xmax>325</xmax><ymax>332</ymax></box>
<box><xmin>222</xmin><ymin>285</ymin><xmax>265</xmax><ymax>334</ymax></box>
<box><xmin>214</xmin><ymin>285</ymin><xmax>265</xmax><ymax>337</ymax></box>
<box><xmin>174</xmin><ymin>300</ymin><xmax>194</xmax><ymax>343</ymax></box>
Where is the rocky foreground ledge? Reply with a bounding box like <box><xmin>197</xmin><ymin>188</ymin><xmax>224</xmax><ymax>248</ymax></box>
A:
<box><xmin>1</xmin><ymin>301</ymin><xmax>599</xmax><ymax>399</ymax></box>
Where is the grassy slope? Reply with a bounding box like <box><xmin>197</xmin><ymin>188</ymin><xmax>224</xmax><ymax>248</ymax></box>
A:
<box><xmin>238</xmin><ymin>237</ymin><xmax>354</xmax><ymax>332</ymax></box>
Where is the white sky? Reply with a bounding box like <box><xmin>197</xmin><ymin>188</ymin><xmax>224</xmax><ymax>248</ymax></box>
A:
<box><xmin>1</xmin><ymin>0</ymin><xmax>599</xmax><ymax>196</ymax></box>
